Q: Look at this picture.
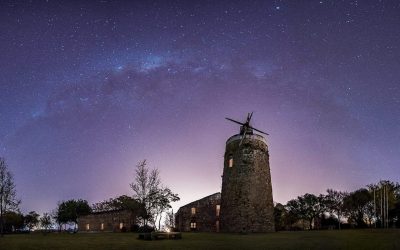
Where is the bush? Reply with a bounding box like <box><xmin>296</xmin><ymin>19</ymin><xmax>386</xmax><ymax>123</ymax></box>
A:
<box><xmin>137</xmin><ymin>225</ymin><xmax>154</xmax><ymax>233</ymax></box>
<box><xmin>130</xmin><ymin>224</ymin><xmax>140</xmax><ymax>232</ymax></box>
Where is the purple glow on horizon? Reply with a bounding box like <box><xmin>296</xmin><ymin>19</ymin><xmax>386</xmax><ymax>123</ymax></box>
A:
<box><xmin>0</xmin><ymin>1</ymin><xmax>399</xmax><ymax>214</ymax></box>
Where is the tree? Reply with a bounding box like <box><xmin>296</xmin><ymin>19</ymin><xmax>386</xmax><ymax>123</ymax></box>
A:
<box><xmin>52</xmin><ymin>208</ymin><xmax>63</xmax><ymax>232</ymax></box>
<box><xmin>151</xmin><ymin>187</ymin><xmax>180</xmax><ymax>230</ymax></box>
<box><xmin>394</xmin><ymin>198</ymin><xmax>400</xmax><ymax>228</ymax></box>
<box><xmin>3</xmin><ymin>211</ymin><xmax>24</xmax><ymax>233</ymax></box>
<box><xmin>343</xmin><ymin>188</ymin><xmax>372</xmax><ymax>228</ymax></box>
<box><xmin>0</xmin><ymin>157</ymin><xmax>20</xmax><ymax>236</ymax></box>
<box><xmin>40</xmin><ymin>213</ymin><xmax>52</xmax><ymax>234</ymax></box>
<box><xmin>24</xmin><ymin>211</ymin><xmax>40</xmax><ymax>231</ymax></box>
<box><xmin>325</xmin><ymin>189</ymin><xmax>348</xmax><ymax>229</ymax></box>
<box><xmin>285</xmin><ymin>199</ymin><xmax>305</xmax><ymax>229</ymax></box>
<box><xmin>92</xmin><ymin>194</ymin><xmax>145</xmax><ymax>230</ymax></box>
<box><xmin>367</xmin><ymin>180</ymin><xmax>399</xmax><ymax>228</ymax></box>
<box><xmin>163</xmin><ymin>209</ymin><xmax>175</xmax><ymax>231</ymax></box>
<box><xmin>130</xmin><ymin>160</ymin><xmax>158</xmax><ymax>226</ymax></box>
<box><xmin>130</xmin><ymin>160</ymin><xmax>180</xmax><ymax>230</ymax></box>
<box><xmin>286</xmin><ymin>193</ymin><xmax>326</xmax><ymax>230</ymax></box>
<box><xmin>274</xmin><ymin>203</ymin><xmax>287</xmax><ymax>231</ymax></box>
<box><xmin>284</xmin><ymin>209</ymin><xmax>302</xmax><ymax>230</ymax></box>
<box><xmin>55</xmin><ymin>199</ymin><xmax>91</xmax><ymax>231</ymax></box>
<box><xmin>92</xmin><ymin>195</ymin><xmax>143</xmax><ymax>213</ymax></box>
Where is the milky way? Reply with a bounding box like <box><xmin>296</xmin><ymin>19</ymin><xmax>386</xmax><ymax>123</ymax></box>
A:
<box><xmin>1</xmin><ymin>0</ymin><xmax>399</xmax><ymax>214</ymax></box>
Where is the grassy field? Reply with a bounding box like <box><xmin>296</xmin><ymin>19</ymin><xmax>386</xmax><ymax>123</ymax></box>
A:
<box><xmin>0</xmin><ymin>230</ymin><xmax>399</xmax><ymax>250</ymax></box>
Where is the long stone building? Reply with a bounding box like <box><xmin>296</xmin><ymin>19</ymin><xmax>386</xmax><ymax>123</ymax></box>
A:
<box><xmin>175</xmin><ymin>114</ymin><xmax>275</xmax><ymax>233</ymax></box>
<box><xmin>77</xmin><ymin>209</ymin><xmax>136</xmax><ymax>232</ymax></box>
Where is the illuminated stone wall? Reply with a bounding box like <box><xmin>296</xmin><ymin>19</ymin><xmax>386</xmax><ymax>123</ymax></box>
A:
<box><xmin>77</xmin><ymin>210</ymin><xmax>136</xmax><ymax>232</ymax></box>
<box><xmin>220</xmin><ymin>135</ymin><xmax>275</xmax><ymax>232</ymax></box>
<box><xmin>175</xmin><ymin>193</ymin><xmax>221</xmax><ymax>232</ymax></box>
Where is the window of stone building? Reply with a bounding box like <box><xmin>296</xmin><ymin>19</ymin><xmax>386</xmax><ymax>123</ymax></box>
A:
<box><xmin>191</xmin><ymin>207</ymin><xmax>196</xmax><ymax>215</ymax></box>
<box><xmin>119</xmin><ymin>222</ymin><xmax>124</xmax><ymax>230</ymax></box>
<box><xmin>190</xmin><ymin>222</ymin><xmax>196</xmax><ymax>229</ymax></box>
<box><xmin>216</xmin><ymin>221</ymin><xmax>220</xmax><ymax>232</ymax></box>
<box><xmin>228</xmin><ymin>155</ymin><xmax>233</xmax><ymax>167</ymax></box>
<box><xmin>100</xmin><ymin>223</ymin><xmax>104</xmax><ymax>230</ymax></box>
<box><xmin>86</xmin><ymin>224</ymin><xmax>90</xmax><ymax>231</ymax></box>
<box><xmin>216</xmin><ymin>205</ymin><xmax>220</xmax><ymax>216</ymax></box>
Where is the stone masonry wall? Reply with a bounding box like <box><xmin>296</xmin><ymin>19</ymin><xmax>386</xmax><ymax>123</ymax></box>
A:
<box><xmin>77</xmin><ymin>210</ymin><xmax>136</xmax><ymax>232</ymax></box>
<box><xmin>175</xmin><ymin>193</ymin><xmax>221</xmax><ymax>232</ymax></box>
<box><xmin>220</xmin><ymin>135</ymin><xmax>275</xmax><ymax>233</ymax></box>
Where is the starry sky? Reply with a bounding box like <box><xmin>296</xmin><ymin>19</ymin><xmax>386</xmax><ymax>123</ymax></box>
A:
<box><xmin>1</xmin><ymin>0</ymin><xmax>399</xmax><ymax>215</ymax></box>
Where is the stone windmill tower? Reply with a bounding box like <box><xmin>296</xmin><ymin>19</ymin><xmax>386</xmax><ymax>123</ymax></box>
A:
<box><xmin>220</xmin><ymin>113</ymin><xmax>275</xmax><ymax>232</ymax></box>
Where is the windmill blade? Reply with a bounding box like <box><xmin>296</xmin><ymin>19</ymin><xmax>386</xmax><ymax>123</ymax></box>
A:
<box><xmin>249</xmin><ymin>125</ymin><xmax>269</xmax><ymax>135</ymax></box>
<box><xmin>225</xmin><ymin>117</ymin><xmax>245</xmax><ymax>126</ymax></box>
<box><xmin>245</xmin><ymin>112</ymin><xmax>253</xmax><ymax>124</ymax></box>
<box><xmin>248</xmin><ymin>112</ymin><xmax>253</xmax><ymax>121</ymax></box>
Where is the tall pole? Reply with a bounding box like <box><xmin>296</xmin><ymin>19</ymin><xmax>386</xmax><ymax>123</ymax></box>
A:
<box><xmin>385</xmin><ymin>185</ymin><xmax>387</xmax><ymax>228</ymax></box>
<box><xmin>386</xmin><ymin>185</ymin><xmax>389</xmax><ymax>228</ymax></box>
<box><xmin>374</xmin><ymin>188</ymin><xmax>376</xmax><ymax>228</ymax></box>
<box><xmin>380</xmin><ymin>186</ymin><xmax>383</xmax><ymax>228</ymax></box>
<box><xmin>383</xmin><ymin>185</ymin><xmax>385</xmax><ymax>228</ymax></box>
<box><xmin>384</xmin><ymin>185</ymin><xmax>386</xmax><ymax>228</ymax></box>
<box><xmin>384</xmin><ymin>184</ymin><xmax>387</xmax><ymax>228</ymax></box>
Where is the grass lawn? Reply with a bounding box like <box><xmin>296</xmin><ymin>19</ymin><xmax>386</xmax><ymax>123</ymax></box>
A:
<box><xmin>0</xmin><ymin>229</ymin><xmax>399</xmax><ymax>250</ymax></box>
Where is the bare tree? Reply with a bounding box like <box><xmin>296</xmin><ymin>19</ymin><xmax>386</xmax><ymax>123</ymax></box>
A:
<box><xmin>130</xmin><ymin>160</ymin><xmax>179</xmax><ymax>230</ymax></box>
<box><xmin>0</xmin><ymin>157</ymin><xmax>20</xmax><ymax>236</ymax></box>
<box><xmin>130</xmin><ymin>160</ymin><xmax>159</xmax><ymax>226</ymax></box>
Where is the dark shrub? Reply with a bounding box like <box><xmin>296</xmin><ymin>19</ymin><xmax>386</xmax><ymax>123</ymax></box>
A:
<box><xmin>130</xmin><ymin>224</ymin><xmax>140</xmax><ymax>232</ymax></box>
<box><xmin>137</xmin><ymin>225</ymin><xmax>154</xmax><ymax>233</ymax></box>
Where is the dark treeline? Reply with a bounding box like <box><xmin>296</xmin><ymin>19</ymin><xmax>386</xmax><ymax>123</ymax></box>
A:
<box><xmin>274</xmin><ymin>180</ymin><xmax>400</xmax><ymax>231</ymax></box>
<box><xmin>1</xmin><ymin>156</ymin><xmax>399</xmax><ymax>233</ymax></box>
<box><xmin>0</xmin><ymin>159</ymin><xmax>179</xmax><ymax>234</ymax></box>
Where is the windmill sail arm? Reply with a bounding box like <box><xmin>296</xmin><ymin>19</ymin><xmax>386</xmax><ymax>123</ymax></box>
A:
<box><xmin>225</xmin><ymin>118</ymin><xmax>245</xmax><ymax>126</ymax></box>
<box><xmin>226</xmin><ymin>114</ymin><xmax>269</xmax><ymax>136</ymax></box>
<box><xmin>249</xmin><ymin>126</ymin><xmax>269</xmax><ymax>135</ymax></box>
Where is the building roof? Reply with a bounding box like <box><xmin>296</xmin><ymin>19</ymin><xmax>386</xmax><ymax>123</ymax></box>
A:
<box><xmin>79</xmin><ymin>209</ymin><xmax>131</xmax><ymax>217</ymax></box>
<box><xmin>177</xmin><ymin>192</ymin><xmax>221</xmax><ymax>212</ymax></box>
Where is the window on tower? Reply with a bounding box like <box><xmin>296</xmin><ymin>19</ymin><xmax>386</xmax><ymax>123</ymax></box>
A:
<box><xmin>216</xmin><ymin>205</ymin><xmax>220</xmax><ymax>216</ymax></box>
<box><xmin>191</xmin><ymin>207</ymin><xmax>196</xmax><ymax>215</ymax></box>
<box><xmin>190</xmin><ymin>222</ymin><xmax>197</xmax><ymax>229</ymax></box>
<box><xmin>228</xmin><ymin>155</ymin><xmax>233</xmax><ymax>167</ymax></box>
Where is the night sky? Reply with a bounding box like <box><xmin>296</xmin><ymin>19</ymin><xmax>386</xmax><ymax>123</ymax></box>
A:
<box><xmin>1</xmin><ymin>0</ymin><xmax>399</xmax><ymax>215</ymax></box>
